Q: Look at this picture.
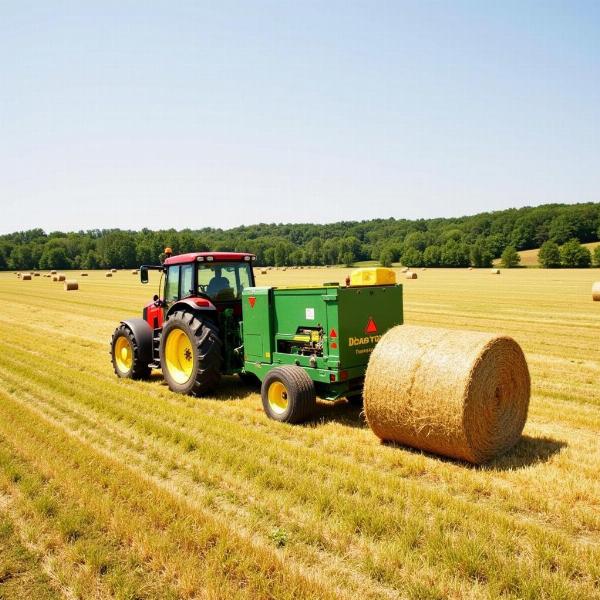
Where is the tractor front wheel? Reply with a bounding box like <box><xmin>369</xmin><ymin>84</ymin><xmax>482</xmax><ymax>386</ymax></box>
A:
<box><xmin>110</xmin><ymin>324</ymin><xmax>151</xmax><ymax>380</ymax></box>
<box><xmin>261</xmin><ymin>366</ymin><xmax>316</xmax><ymax>423</ymax></box>
<box><xmin>160</xmin><ymin>310</ymin><xmax>222</xmax><ymax>396</ymax></box>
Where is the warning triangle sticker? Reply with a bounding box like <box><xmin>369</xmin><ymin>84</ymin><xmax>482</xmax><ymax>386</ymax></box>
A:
<box><xmin>364</xmin><ymin>317</ymin><xmax>378</xmax><ymax>334</ymax></box>
<box><xmin>329</xmin><ymin>328</ymin><xmax>337</xmax><ymax>338</ymax></box>
<box><xmin>248</xmin><ymin>296</ymin><xmax>256</xmax><ymax>308</ymax></box>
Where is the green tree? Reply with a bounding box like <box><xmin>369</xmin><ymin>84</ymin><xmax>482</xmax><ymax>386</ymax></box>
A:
<box><xmin>39</xmin><ymin>245</ymin><xmax>70</xmax><ymax>270</ymax></box>
<box><xmin>559</xmin><ymin>239</ymin><xmax>591</xmax><ymax>268</ymax></box>
<box><xmin>500</xmin><ymin>246</ymin><xmax>521</xmax><ymax>268</ymax></box>
<box><xmin>538</xmin><ymin>241</ymin><xmax>561</xmax><ymax>268</ymax></box>
<box><xmin>593</xmin><ymin>245</ymin><xmax>600</xmax><ymax>267</ymax></box>
<box><xmin>423</xmin><ymin>245</ymin><xmax>441</xmax><ymax>267</ymax></box>
<box><xmin>401</xmin><ymin>247</ymin><xmax>423</xmax><ymax>267</ymax></box>
<box><xmin>470</xmin><ymin>239</ymin><xmax>493</xmax><ymax>268</ymax></box>
<box><xmin>379</xmin><ymin>247</ymin><xmax>394</xmax><ymax>267</ymax></box>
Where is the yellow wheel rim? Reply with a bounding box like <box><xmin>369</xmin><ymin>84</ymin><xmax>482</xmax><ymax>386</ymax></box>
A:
<box><xmin>268</xmin><ymin>381</ymin><xmax>288</xmax><ymax>415</ymax></box>
<box><xmin>164</xmin><ymin>328</ymin><xmax>194</xmax><ymax>385</ymax></box>
<box><xmin>114</xmin><ymin>336</ymin><xmax>133</xmax><ymax>374</ymax></box>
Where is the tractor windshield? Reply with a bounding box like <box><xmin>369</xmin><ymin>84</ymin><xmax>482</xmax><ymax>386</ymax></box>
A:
<box><xmin>197</xmin><ymin>262</ymin><xmax>253</xmax><ymax>302</ymax></box>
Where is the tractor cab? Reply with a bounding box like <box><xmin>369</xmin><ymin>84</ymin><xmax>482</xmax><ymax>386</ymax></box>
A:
<box><xmin>140</xmin><ymin>252</ymin><xmax>256</xmax><ymax>330</ymax></box>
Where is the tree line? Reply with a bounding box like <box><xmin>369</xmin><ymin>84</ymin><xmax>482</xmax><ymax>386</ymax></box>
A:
<box><xmin>1</xmin><ymin>202</ymin><xmax>600</xmax><ymax>271</ymax></box>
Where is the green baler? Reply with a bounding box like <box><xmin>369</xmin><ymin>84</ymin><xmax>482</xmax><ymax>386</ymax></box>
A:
<box><xmin>242</xmin><ymin>283</ymin><xmax>403</xmax><ymax>415</ymax></box>
<box><xmin>110</xmin><ymin>251</ymin><xmax>402</xmax><ymax>424</ymax></box>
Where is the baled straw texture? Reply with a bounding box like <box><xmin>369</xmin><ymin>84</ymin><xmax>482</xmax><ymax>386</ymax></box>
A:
<box><xmin>81</xmin><ymin>273</ymin><xmax>88</xmax><ymax>276</ymax></box>
<box><xmin>64</xmin><ymin>280</ymin><xmax>78</xmax><ymax>291</ymax></box>
<box><xmin>364</xmin><ymin>325</ymin><xmax>530</xmax><ymax>464</ymax></box>
<box><xmin>57</xmin><ymin>274</ymin><xmax>66</xmax><ymax>282</ymax></box>
<box><xmin>261</xmin><ymin>269</ymin><xmax>267</xmax><ymax>275</ymax></box>
<box><xmin>405</xmin><ymin>272</ymin><xmax>418</xmax><ymax>279</ymax></box>
<box><xmin>52</xmin><ymin>275</ymin><xmax>58</xmax><ymax>282</ymax></box>
<box><xmin>111</xmin><ymin>268</ymin><xmax>117</xmax><ymax>273</ymax></box>
<box><xmin>21</xmin><ymin>274</ymin><xmax>32</xmax><ymax>280</ymax></box>
<box><xmin>593</xmin><ymin>282</ymin><xmax>600</xmax><ymax>302</ymax></box>
<box><xmin>50</xmin><ymin>270</ymin><xmax>57</xmax><ymax>275</ymax></box>
<box><xmin>491</xmin><ymin>268</ymin><xmax>500</xmax><ymax>274</ymax></box>
<box><xmin>105</xmin><ymin>272</ymin><xmax>113</xmax><ymax>278</ymax></box>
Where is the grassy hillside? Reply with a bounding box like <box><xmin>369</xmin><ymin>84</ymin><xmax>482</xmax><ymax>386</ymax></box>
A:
<box><xmin>493</xmin><ymin>241</ymin><xmax>600</xmax><ymax>267</ymax></box>
<box><xmin>1</xmin><ymin>268</ymin><xmax>600</xmax><ymax>598</ymax></box>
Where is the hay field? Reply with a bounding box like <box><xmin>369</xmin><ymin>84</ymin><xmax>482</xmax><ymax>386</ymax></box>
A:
<box><xmin>1</xmin><ymin>267</ymin><xmax>599</xmax><ymax>599</ymax></box>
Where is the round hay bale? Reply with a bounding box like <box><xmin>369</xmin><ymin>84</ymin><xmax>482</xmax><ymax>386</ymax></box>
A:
<box><xmin>81</xmin><ymin>273</ymin><xmax>88</xmax><ymax>276</ymax></box>
<box><xmin>468</xmin><ymin>266</ymin><xmax>474</xmax><ymax>270</ymax></box>
<box><xmin>105</xmin><ymin>272</ymin><xmax>113</xmax><ymax>278</ymax></box>
<box><xmin>364</xmin><ymin>325</ymin><xmax>530</xmax><ymax>464</ymax></box>
<box><xmin>57</xmin><ymin>274</ymin><xmax>66</xmax><ymax>282</ymax></box>
<box><xmin>50</xmin><ymin>270</ymin><xmax>57</xmax><ymax>275</ymax></box>
<box><xmin>52</xmin><ymin>275</ymin><xmax>58</xmax><ymax>282</ymax></box>
<box><xmin>64</xmin><ymin>280</ymin><xmax>78</xmax><ymax>291</ymax></box>
<box><xmin>401</xmin><ymin>267</ymin><xmax>409</xmax><ymax>273</ymax></box>
<box><xmin>111</xmin><ymin>268</ymin><xmax>117</xmax><ymax>273</ymax></box>
<box><xmin>491</xmin><ymin>268</ymin><xmax>500</xmax><ymax>275</ymax></box>
<box><xmin>21</xmin><ymin>274</ymin><xmax>32</xmax><ymax>280</ymax></box>
<box><xmin>261</xmin><ymin>269</ymin><xmax>267</xmax><ymax>275</ymax></box>
<box><xmin>34</xmin><ymin>272</ymin><xmax>40</xmax><ymax>277</ymax></box>
<box><xmin>405</xmin><ymin>272</ymin><xmax>418</xmax><ymax>280</ymax></box>
<box><xmin>131</xmin><ymin>269</ymin><xmax>139</xmax><ymax>275</ymax></box>
<box><xmin>592</xmin><ymin>282</ymin><xmax>600</xmax><ymax>302</ymax></box>
<box><xmin>282</xmin><ymin>267</ymin><xmax>287</xmax><ymax>271</ymax></box>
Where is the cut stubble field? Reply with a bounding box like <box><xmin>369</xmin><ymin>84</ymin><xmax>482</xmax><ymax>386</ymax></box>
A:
<box><xmin>0</xmin><ymin>267</ymin><xmax>599</xmax><ymax>599</ymax></box>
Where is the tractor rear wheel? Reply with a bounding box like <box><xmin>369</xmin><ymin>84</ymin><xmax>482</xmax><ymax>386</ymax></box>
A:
<box><xmin>110</xmin><ymin>324</ymin><xmax>151</xmax><ymax>380</ymax></box>
<box><xmin>160</xmin><ymin>310</ymin><xmax>222</xmax><ymax>396</ymax></box>
<box><xmin>261</xmin><ymin>366</ymin><xmax>316</xmax><ymax>423</ymax></box>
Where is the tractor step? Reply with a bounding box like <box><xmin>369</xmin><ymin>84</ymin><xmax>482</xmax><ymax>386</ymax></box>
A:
<box><xmin>152</xmin><ymin>329</ymin><xmax>161</xmax><ymax>363</ymax></box>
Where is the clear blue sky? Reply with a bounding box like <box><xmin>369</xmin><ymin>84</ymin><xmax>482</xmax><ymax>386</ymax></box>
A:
<box><xmin>1</xmin><ymin>1</ymin><xmax>599</xmax><ymax>234</ymax></box>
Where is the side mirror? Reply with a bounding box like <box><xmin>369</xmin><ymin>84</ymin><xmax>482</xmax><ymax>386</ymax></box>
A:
<box><xmin>140</xmin><ymin>267</ymin><xmax>149</xmax><ymax>284</ymax></box>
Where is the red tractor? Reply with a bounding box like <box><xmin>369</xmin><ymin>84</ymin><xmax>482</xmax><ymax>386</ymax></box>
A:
<box><xmin>110</xmin><ymin>250</ymin><xmax>257</xmax><ymax>396</ymax></box>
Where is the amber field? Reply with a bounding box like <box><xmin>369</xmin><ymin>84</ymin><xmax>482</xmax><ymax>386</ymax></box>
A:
<box><xmin>0</xmin><ymin>267</ymin><xmax>599</xmax><ymax>599</ymax></box>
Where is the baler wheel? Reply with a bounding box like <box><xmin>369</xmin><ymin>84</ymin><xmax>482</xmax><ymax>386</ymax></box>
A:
<box><xmin>160</xmin><ymin>310</ymin><xmax>222</xmax><ymax>396</ymax></box>
<box><xmin>110</xmin><ymin>324</ymin><xmax>151</xmax><ymax>380</ymax></box>
<box><xmin>261</xmin><ymin>366</ymin><xmax>316</xmax><ymax>424</ymax></box>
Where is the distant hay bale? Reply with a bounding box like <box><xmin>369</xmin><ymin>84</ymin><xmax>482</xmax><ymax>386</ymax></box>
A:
<box><xmin>81</xmin><ymin>273</ymin><xmax>88</xmax><ymax>276</ymax></box>
<box><xmin>491</xmin><ymin>268</ymin><xmax>500</xmax><ymax>275</ymax></box>
<box><xmin>34</xmin><ymin>272</ymin><xmax>40</xmax><ymax>277</ymax></box>
<box><xmin>261</xmin><ymin>269</ymin><xmax>267</xmax><ymax>275</ymax></box>
<box><xmin>57</xmin><ymin>274</ymin><xmax>66</xmax><ymax>282</ymax></box>
<box><xmin>401</xmin><ymin>267</ymin><xmax>409</xmax><ymax>273</ymax></box>
<box><xmin>593</xmin><ymin>282</ymin><xmax>600</xmax><ymax>302</ymax></box>
<box><xmin>64</xmin><ymin>280</ymin><xmax>78</xmax><ymax>291</ymax></box>
<box><xmin>50</xmin><ymin>270</ymin><xmax>57</xmax><ymax>275</ymax></box>
<box><xmin>421</xmin><ymin>268</ymin><xmax>427</xmax><ymax>271</ymax></box>
<box><xmin>364</xmin><ymin>324</ymin><xmax>530</xmax><ymax>464</ymax></box>
<box><xmin>21</xmin><ymin>274</ymin><xmax>32</xmax><ymax>280</ymax></box>
<box><xmin>468</xmin><ymin>266</ymin><xmax>474</xmax><ymax>270</ymax></box>
<box><xmin>405</xmin><ymin>272</ymin><xmax>418</xmax><ymax>279</ymax></box>
<box><xmin>52</xmin><ymin>275</ymin><xmax>58</xmax><ymax>282</ymax></box>
<box><xmin>111</xmin><ymin>268</ymin><xmax>117</xmax><ymax>273</ymax></box>
<box><xmin>131</xmin><ymin>269</ymin><xmax>138</xmax><ymax>275</ymax></box>
<box><xmin>105</xmin><ymin>272</ymin><xmax>113</xmax><ymax>278</ymax></box>
<box><xmin>282</xmin><ymin>267</ymin><xmax>287</xmax><ymax>271</ymax></box>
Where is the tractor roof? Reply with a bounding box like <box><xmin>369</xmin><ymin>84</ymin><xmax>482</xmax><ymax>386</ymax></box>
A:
<box><xmin>164</xmin><ymin>252</ymin><xmax>255</xmax><ymax>266</ymax></box>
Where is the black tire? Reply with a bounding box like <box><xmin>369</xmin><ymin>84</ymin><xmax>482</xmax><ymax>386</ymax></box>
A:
<box><xmin>110</xmin><ymin>324</ymin><xmax>152</xmax><ymax>380</ymax></box>
<box><xmin>261</xmin><ymin>366</ymin><xmax>316</xmax><ymax>424</ymax></box>
<box><xmin>160</xmin><ymin>310</ymin><xmax>222</xmax><ymax>396</ymax></box>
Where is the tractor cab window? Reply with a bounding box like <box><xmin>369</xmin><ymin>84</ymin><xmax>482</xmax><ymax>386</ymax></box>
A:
<box><xmin>180</xmin><ymin>264</ymin><xmax>194</xmax><ymax>298</ymax></box>
<box><xmin>165</xmin><ymin>265</ymin><xmax>180</xmax><ymax>302</ymax></box>
<box><xmin>197</xmin><ymin>262</ymin><xmax>252</xmax><ymax>302</ymax></box>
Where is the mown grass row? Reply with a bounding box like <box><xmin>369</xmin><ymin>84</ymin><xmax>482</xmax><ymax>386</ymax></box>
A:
<box><xmin>1</xmin><ymin>320</ymin><xmax>599</xmax><ymax>597</ymax></box>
